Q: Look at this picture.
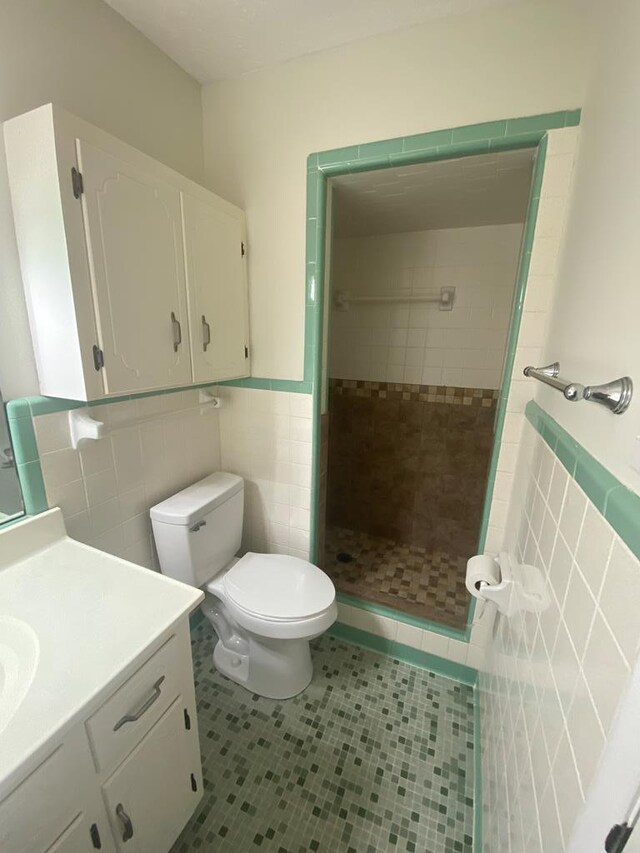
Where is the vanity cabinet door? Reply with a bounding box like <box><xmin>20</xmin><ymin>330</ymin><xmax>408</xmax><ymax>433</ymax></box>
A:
<box><xmin>76</xmin><ymin>139</ymin><xmax>192</xmax><ymax>395</ymax></box>
<box><xmin>46</xmin><ymin>812</ymin><xmax>116</xmax><ymax>853</ymax></box>
<box><xmin>102</xmin><ymin>697</ymin><xmax>201</xmax><ymax>853</ymax></box>
<box><xmin>182</xmin><ymin>192</ymin><xmax>250</xmax><ymax>383</ymax></box>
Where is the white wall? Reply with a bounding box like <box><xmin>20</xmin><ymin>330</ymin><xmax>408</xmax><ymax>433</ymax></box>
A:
<box><xmin>0</xmin><ymin>0</ymin><xmax>204</xmax><ymax>400</ymax></box>
<box><xmin>330</xmin><ymin>225</ymin><xmax>523</xmax><ymax>388</ymax></box>
<box><xmin>201</xmin><ymin>1</ymin><xmax>590</xmax><ymax>381</ymax></box>
<box><xmin>538</xmin><ymin>0</ymin><xmax>640</xmax><ymax>495</ymax></box>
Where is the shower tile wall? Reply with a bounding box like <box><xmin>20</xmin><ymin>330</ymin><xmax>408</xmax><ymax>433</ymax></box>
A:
<box><xmin>330</xmin><ymin>223</ymin><xmax>524</xmax><ymax>389</ymax></box>
<box><xmin>32</xmin><ymin>390</ymin><xmax>222</xmax><ymax>568</ymax></box>
<box><xmin>327</xmin><ymin>380</ymin><xmax>497</xmax><ymax>554</ymax></box>
<box><xmin>480</xmin><ymin>418</ymin><xmax>640</xmax><ymax>851</ymax></box>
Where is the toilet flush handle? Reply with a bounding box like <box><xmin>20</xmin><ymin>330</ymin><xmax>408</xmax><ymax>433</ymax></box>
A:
<box><xmin>190</xmin><ymin>520</ymin><xmax>207</xmax><ymax>533</ymax></box>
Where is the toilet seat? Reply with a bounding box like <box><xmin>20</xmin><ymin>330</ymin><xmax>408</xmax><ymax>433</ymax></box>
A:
<box><xmin>224</xmin><ymin>552</ymin><xmax>335</xmax><ymax>621</ymax></box>
<box><xmin>204</xmin><ymin>552</ymin><xmax>337</xmax><ymax>641</ymax></box>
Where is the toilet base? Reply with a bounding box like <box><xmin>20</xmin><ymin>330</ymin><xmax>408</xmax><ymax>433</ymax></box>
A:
<box><xmin>214</xmin><ymin>634</ymin><xmax>313</xmax><ymax>699</ymax></box>
<box><xmin>201</xmin><ymin>596</ymin><xmax>314</xmax><ymax>699</ymax></box>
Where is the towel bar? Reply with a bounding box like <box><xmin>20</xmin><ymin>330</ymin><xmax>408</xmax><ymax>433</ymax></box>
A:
<box><xmin>523</xmin><ymin>362</ymin><xmax>633</xmax><ymax>414</ymax></box>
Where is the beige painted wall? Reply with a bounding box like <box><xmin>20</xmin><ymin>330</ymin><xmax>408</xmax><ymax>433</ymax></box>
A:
<box><xmin>201</xmin><ymin>1</ymin><xmax>591</xmax><ymax>382</ymax></box>
<box><xmin>0</xmin><ymin>0</ymin><xmax>203</xmax><ymax>400</ymax></box>
<box><xmin>537</xmin><ymin>0</ymin><xmax>640</xmax><ymax>495</ymax></box>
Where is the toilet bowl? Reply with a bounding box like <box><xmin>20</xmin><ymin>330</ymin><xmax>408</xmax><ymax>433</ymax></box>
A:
<box><xmin>150</xmin><ymin>472</ymin><xmax>337</xmax><ymax>699</ymax></box>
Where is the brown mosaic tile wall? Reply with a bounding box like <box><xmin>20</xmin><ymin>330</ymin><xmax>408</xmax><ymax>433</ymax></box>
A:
<box><xmin>326</xmin><ymin>379</ymin><xmax>497</xmax><ymax>557</ymax></box>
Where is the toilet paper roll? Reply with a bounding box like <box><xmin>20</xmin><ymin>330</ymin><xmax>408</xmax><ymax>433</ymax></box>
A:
<box><xmin>465</xmin><ymin>554</ymin><xmax>501</xmax><ymax>598</ymax></box>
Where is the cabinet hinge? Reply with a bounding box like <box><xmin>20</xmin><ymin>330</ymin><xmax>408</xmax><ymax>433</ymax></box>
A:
<box><xmin>190</xmin><ymin>773</ymin><xmax>198</xmax><ymax>792</ymax></box>
<box><xmin>71</xmin><ymin>167</ymin><xmax>84</xmax><ymax>199</ymax></box>
<box><xmin>244</xmin><ymin>345</ymin><xmax>249</xmax><ymax>359</ymax></box>
<box><xmin>241</xmin><ymin>241</ymin><xmax>246</xmax><ymax>257</ymax></box>
<box><xmin>184</xmin><ymin>708</ymin><xmax>191</xmax><ymax>730</ymax></box>
<box><xmin>92</xmin><ymin>344</ymin><xmax>104</xmax><ymax>371</ymax></box>
<box><xmin>90</xmin><ymin>822</ymin><xmax>102</xmax><ymax>849</ymax></box>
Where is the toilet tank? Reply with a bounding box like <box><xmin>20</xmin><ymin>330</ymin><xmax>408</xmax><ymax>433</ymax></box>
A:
<box><xmin>150</xmin><ymin>472</ymin><xmax>244</xmax><ymax>588</ymax></box>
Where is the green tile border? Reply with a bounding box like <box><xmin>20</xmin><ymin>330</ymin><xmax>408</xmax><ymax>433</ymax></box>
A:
<box><xmin>473</xmin><ymin>689</ymin><xmax>482</xmax><ymax>853</ymax></box>
<box><xmin>526</xmin><ymin>400</ymin><xmax>640</xmax><ymax>560</ymax></box>
<box><xmin>472</xmin><ymin>134</ymin><xmax>549</xmax><ymax>633</ymax></box>
<box><xmin>307</xmin><ymin>109</ymin><xmax>581</xmax><ymax>640</ymax></box>
<box><xmin>329</xmin><ymin>622</ymin><xmax>478</xmax><ymax>687</ymax></box>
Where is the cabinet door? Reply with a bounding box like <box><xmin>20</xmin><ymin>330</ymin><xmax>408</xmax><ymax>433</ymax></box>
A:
<box><xmin>102</xmin><ymin>697</ymin><xmax>201</xmax><ymax>853</ymax></box>
<box><xmin>182</xmin><ymin>192</ymin><xmax>250</xmax><ymax>382</ymax></box>
<box><xmin>46</xmin><ymin>812</ymin><xmax>116</xmax><ymax>853</ymax></box>
<box><xmin>77</xmin><ymin>139</ymin><xmax>192</xmax><ymax>394</ymax></box>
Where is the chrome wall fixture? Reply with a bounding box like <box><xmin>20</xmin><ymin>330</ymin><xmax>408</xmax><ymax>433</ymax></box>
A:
<box><xmin>523</xmin><ymin>362</ymin><xmax>633</xmax><ymax>414</ymax></box>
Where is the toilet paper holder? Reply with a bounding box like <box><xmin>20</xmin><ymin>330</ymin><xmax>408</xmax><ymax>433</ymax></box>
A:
<box><xmin>473</xmin><ymin>552</ymin><xmax>547</xmax><ymax>617</ymax></box>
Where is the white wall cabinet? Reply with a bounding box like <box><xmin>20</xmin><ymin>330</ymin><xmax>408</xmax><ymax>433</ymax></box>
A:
<box><xmin>0</xmin><ymin>622</ymin><xmax>201</xmax><ymax>853</ymax></box>
<box><xmin>182</xmin><ymin>193</ymin><xmax>249</xmax><ymax>383</ymax></box>
<box><xmin>4</xmin><ymin>104</ymin><xmax>251</xmax><ymax>401</ymax></box>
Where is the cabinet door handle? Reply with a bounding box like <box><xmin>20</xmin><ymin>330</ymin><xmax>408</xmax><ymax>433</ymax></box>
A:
<box><xmin>171</xmin><ymin>311</ymin><xmax>182</xmax><ymax>352</ymax></box>
<box><xmin>116</xmin><ymin>804</ymin><xmax>134</xmax><ymax>842</ymax></box>
<box><xmin>113</xmin><ymin>675</ymin><xmax>165</xmax><ymax>731</ymax></box>
<box><xmin>202</xmin><ymin>315</ymin><xmax>211</xmax><ymax>352</ymax></box>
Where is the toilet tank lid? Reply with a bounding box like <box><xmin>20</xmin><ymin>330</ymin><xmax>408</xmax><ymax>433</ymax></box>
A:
<box><xmin>150</xmin><ymin>472</ymin><xmax>244</xmax><ymax>526</ymax></box>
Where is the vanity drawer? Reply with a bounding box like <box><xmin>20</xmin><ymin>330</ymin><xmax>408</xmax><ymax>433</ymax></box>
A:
<box><xmin>86</xmin><ymin>633</ymin><xmax>181</xmax><ymax>774</ymax></box>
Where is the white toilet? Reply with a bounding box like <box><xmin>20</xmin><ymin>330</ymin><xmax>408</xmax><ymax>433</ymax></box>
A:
<box><xmin>150</xmin><ymin>472</ymin><xmax>337</xmax><ymax>699</ymax></box>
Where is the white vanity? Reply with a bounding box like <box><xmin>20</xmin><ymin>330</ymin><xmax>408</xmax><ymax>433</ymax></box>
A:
<box><xmin>0</xmin><ymin>509</ymin><xmax>204</xmax><ymax>853</ymax></box>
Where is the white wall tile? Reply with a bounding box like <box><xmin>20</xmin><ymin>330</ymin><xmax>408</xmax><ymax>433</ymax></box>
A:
<box><xmin>481</xmin><ymin>415</ymin><xmax>639</xmax><ymax>852</ymax></box>
<box><xmin>35</xmin><ymin>392</ymin><xmax>225</xmax><ymax>571</ymax></box>
<box><xmin>331</xmin><ymin>224</ymin><xmax>523</xmax><ymax>389</ymax></box>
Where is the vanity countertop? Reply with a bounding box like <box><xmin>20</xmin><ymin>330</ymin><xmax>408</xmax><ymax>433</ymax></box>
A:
<box><xmin>0</xmin><ymin>509</ymin><xmax>203</xmax><ymax>799</ymax></box>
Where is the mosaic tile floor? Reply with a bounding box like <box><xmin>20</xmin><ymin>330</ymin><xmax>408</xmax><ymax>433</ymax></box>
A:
<box><xmin>171</xmin><ymin>621</ymin><xmax>475</xmax><ymax>853</ymax></box>
<box><xmin>323</xmin><ymin>527</ymin><xmax>470</xmax><ymax>631</ymax></box>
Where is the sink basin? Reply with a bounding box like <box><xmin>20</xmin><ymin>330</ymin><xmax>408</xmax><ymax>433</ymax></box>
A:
<box><xmin>0</xmin><ymin>617</ymin><xmax>39</xmax><ymax>734</ymax></box>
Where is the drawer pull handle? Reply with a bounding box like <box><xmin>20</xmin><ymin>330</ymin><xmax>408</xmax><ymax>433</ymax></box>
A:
<box><xmin>171</xmin><ymin>311</ymin><xmax>182</xmax><ymax>352</ymax></box>
<box><xmin>113</xmin><ymin>676</ymin><xmax>165</xmax><ymax>731</ymax></box>
<box><xmin>116</xmin><ymin>804</ymin><xmax>134</xmax><ymax>841</ymax></box>
<box><xmin>202</xmin><ymin>314</ymin><xmax>211</xmax><ymax>351</ymax></box>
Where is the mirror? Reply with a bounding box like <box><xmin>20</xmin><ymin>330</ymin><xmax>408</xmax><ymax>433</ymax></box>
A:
<box><xmin>0</xmin><ymin>390</ymin><xmax>25</xmax><ymax>524</ymax></box>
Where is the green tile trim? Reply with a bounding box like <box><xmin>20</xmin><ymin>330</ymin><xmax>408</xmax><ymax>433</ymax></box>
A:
<box><xmin>16</xmin><ymin>460</ymin><xmax>47</xmax><ymax>515</ymax></box>
<box><xmin>473</xmin><ymin>134</ymin><xmax>550</xmax><ymax>636</ymax></box>
<box><xmin>329</xmin><ymin>622</ymin><xmax>478</xmax><ymax>687</ymax></box>
<box><xmin>473</xmin><ymin>690</ymin><xmax>483</xmax><ymax>853</ymax></box>
<box><xmin>337</xmin><ymin>591</ymin><xmax>469</xmax><ymax>642</ymax></box>
<box><xmin>526</xmin><ymin>400</ymin><xmax>640</xmax><ymax>560</ymax></box>
<box><xmin>219</xmin><ymin>377</ymin><xmax>312</xmax><ymax>394</ymax></box>
<box><xmin>8</xmin><ymin>413</ymin><xmax>38</xmax><ymax>465</ymax></box>
<box><xmin>307</xmin><ymin>110</ymin><xmax>582</xmax><ymax>633</ymax></box>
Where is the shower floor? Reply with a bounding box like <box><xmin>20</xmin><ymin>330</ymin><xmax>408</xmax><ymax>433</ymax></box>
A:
<box><xmin>323</xmin><ymin>526</ymin><xmax>470</xmax><ymax>630</ymax></box>
<box><xmin>171</xmin><ymin>620</ymin><xmax>475</xmax><ymax>853</ymax></box>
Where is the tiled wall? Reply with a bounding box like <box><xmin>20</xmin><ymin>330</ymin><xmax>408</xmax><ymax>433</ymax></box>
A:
<box><xmin>480</xmin><ymin>416</ymin><xmax>640</xmax><ymax>851</ymax></box>
<box><xmin>484</xmin><ymin>127</ymin><xmax>579</xmax><ymax>557</ymax></box>
<box><xmin>31</xmin><ymin>385</ymin><xmax>314</xmax><ymax>569</ymax></box>
<box><xmin>216</xmin><ymin>386</ymin><xmax>313</xmax><ymax>560</ymax></box>
<box><xmin>330</xmin><ymin>224</ymin><xmax>523</xmax><ymax>388</ymax></box>
<box><xmin>326</xmin><ymin>379</ymin><xmax>496</xmax><ymax>554</ymax></box>
<box><xmin>33</xmin><ymin>390</ymin><xmax>222</xmax><ymax>569</ymax></box>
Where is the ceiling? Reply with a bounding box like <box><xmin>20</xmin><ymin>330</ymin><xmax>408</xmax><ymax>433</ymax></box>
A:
<box><xmin>332</xmin><ymin>148</ymin><xmax>535</xmax><ymax>238</ymax></box>
<box><xmin>104</xmin><ymin>0</ymin><xmax>520</xmax><ymax>82</ymax></box>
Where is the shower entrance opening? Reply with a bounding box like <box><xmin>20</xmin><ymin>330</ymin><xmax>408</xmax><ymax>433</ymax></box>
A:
<box><xmin>317</xmin><ymin>149</ymin><xmax>536</xmax><ymax>631</ymax></box>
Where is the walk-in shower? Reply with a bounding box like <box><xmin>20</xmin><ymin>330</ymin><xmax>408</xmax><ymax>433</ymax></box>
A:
<box><xmin>318</xmin><ymin>149</ymin><xmax>535</xmax><ymax>629</ymax></box>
